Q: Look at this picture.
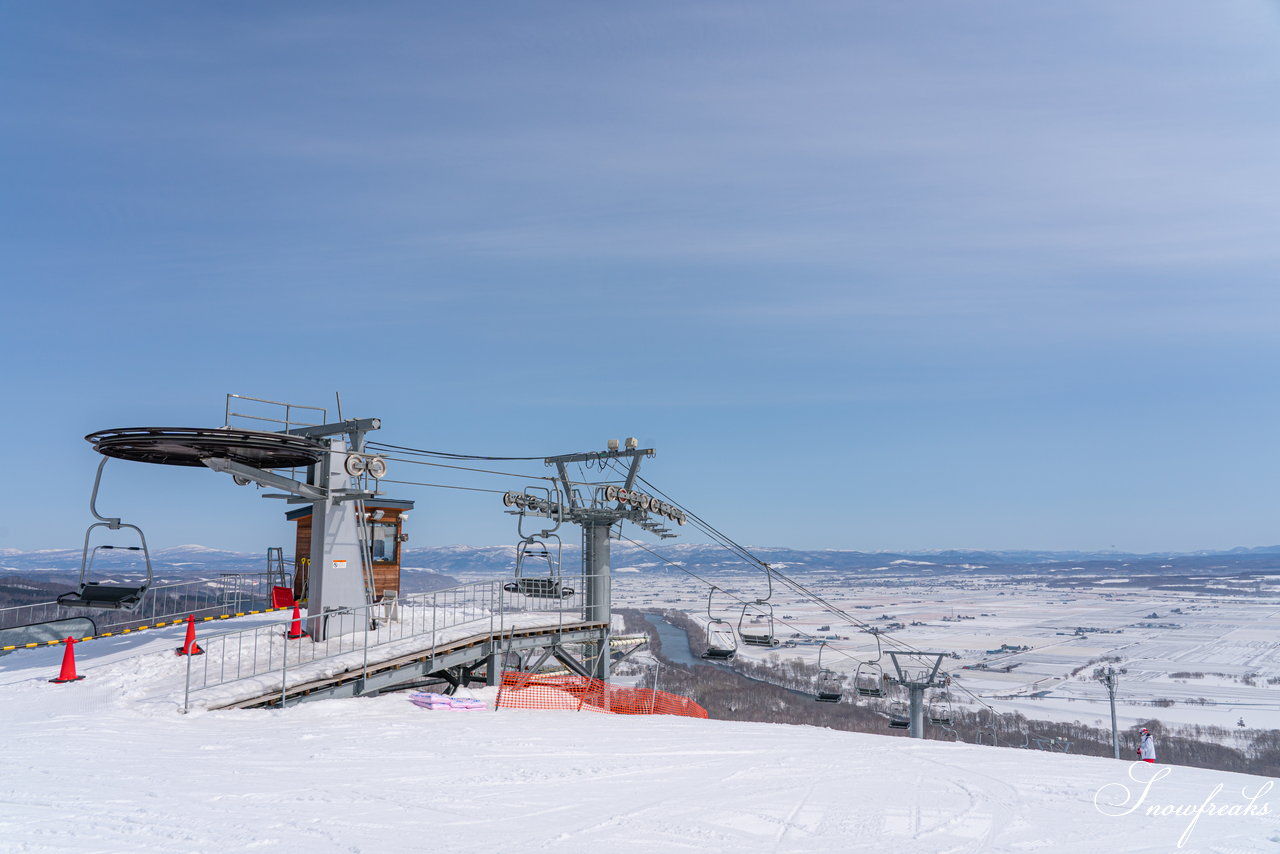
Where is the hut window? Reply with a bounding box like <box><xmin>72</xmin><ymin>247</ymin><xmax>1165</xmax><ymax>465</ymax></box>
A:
<box><xmin>370</xmin><ymin>522</ymin><xmax>398</xmax><ymax>564</ymax></box>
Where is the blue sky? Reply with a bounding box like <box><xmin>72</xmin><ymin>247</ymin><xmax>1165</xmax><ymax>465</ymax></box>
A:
<box><xmin>2</xmin><ymin>2</ymin><xmax>1278</xmax><ymax>553</ymax></box>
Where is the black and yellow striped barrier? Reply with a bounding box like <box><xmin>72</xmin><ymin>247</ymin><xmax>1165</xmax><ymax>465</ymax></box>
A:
<box><xmin>1</xmin><ymin>605</ymin><xmax>298</xmax><ymax>653</ymax></box>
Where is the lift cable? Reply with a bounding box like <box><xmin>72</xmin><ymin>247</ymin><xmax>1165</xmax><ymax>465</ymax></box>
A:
<box><xmin>365</xmin><ymin>440</ymin><xmax>549</xmax><ymax>462</ymax></box>
<box><xmin>364</xmin><ymin>439</ymin><xmax>992</xmax><ymax>710</ymax></box>
<box><xmin>615</xmin><ymin>533</ymin><xmax>872</xmax><ymax>671</ymax></box>
<box><xmin>370</xmin><ymin>453</ymin><xmax>627</xmax><ymax>489</ymax></box>
<box><xmin>625</xmin><ymin>465</ymin><xmax>910</xmax><ymax>637</ymax></box>
<box><xmin>376</xmin><ymin>478</ymin><xmax>512</xmax><ymax>495</ymax></box>
<box><xmin>374</xmin><ymin>455</ymin><xmax>561</xmax><ymax>482</ymax></box>
<box><xmin>614</xmin><ymin>465</ymin><xmax>997</xmax><ymax>712</ymax></box>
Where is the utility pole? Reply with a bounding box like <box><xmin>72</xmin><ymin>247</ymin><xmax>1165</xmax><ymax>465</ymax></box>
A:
<box><xmin>1095</xmin><ymin>666</ymin><xmax>1121</xmax><ymax>759</ymax></box>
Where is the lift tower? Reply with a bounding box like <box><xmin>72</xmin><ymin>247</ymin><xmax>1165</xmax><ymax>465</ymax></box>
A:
<box><xmin>543</xmin><ymin>440</ymin><xmax>670</xmax><ymax>680</ymax></box>
<box><xmin>887</xmin><ymin>651</ymin><xmax>950</xmax><ymax>739</ymax></box>
<box><xmin>1094</xmin><ymin>665</ymin><xmax>1121</xmax><ymax>759</ymax></box>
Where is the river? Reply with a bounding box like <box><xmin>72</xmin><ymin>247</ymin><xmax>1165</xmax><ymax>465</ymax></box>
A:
<box><xmin>639</xmin><ymin>612</ymin><xmax>819</xmax><ymax>701</ymax></box>
<box><xmin>640</xmin><ymin>612</ymin><xmax>706</xmax><ymax>667</ymax></box>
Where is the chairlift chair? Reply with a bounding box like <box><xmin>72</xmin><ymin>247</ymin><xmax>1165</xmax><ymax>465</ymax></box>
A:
<box><xmin>701</xmin><ymin>587</ymin><xmax>738</xmax><ymax>661</ymax></box>
<box><xmin>928</xmin><ymin>692</ymin><xmax>954</xmax><ymax>726</ymax></box>
<box><xmin>737</xmin><ymin>565</ymin><xmax>779</xmax><ymax>648</ymax></box>
<box><xmin>888</xmin><ymin>699</ymin><xmax>911</xmax><ymax>729</ymax></box>
<box><xmin>704</xmin><ymin>621</ymin><xmax>738</xmax><ymax>661</ymax></box>
<box><xmin>58</xmin><ymin>543</ymin><xmax>153</xmax><ymax>610</ymax></box>
<box><xmin>503</xmin><ymin>534</ymin><xmax>573</xmax><ymax>599</ymax></box>
<box><xmin>855</xmin><ymin>636</ymin><xmax>887</xmax><ymax>697</ymax></box>
<box><xmin>738</xmin><ymin>601</ymin><xmax>779</xmax><ymax>647</ymax></box>
<box><xmin>57</xmin><ymin>458</ymin><xmax>154</xmax><ymax>611</ymax></box>
<box><xmin>855</xmin><ymin>661</ymin><xmax>886</xmax><ymax>697</ymax></box>
<box><xmin>814</xmin><ymin>642</ymin><xmax>842</xmax><ymax>703</ymax></box>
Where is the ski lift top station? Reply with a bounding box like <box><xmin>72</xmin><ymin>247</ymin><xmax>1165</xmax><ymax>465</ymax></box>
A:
<box><xmin>63</xmin><ymin>396</ymin><xmax>673</xmax><ymax>669</ymax></box>
<box><xmin>48</xmin><ymin>393</ymin><xmax>962</xmax><ymax>730</ymax></box>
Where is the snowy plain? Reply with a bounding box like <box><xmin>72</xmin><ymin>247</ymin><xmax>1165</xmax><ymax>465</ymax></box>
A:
<box><xmin>607</xmin><ymin>571</ymin><xmax>1280</xmax><ymax>736</ymax></box>
<box><xmin>1</xmin><ymin>617</ymin><xmax>1277</xmax><ymax>853</ymax></box>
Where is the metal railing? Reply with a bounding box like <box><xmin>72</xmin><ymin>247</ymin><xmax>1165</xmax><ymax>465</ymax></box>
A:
<box><xmin>224</xmin><ymin>393</ymin><xmax>327</xmax><ymax>432</ymax></box>
<box><xmin>0</xmin><ymin>572</ymin><xmax>290</xmax><ymax>638</ymax></box>
<box><xmin>182</xmin><ymin>574</ymin><xmax>591</xmax><ymax>712</ymax></box>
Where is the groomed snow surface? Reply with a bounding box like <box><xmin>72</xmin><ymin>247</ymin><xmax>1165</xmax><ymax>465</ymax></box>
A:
<box><xmin>1</xmin><ymin>618</ymin><xmax>1277</xmax><ymax>853</ymax></box>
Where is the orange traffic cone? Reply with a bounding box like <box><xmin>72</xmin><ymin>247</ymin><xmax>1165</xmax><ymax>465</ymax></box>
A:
<box><xmin>285</xmin><ymin>603</ymin><xmax>309</xmax><ymax>639</ymax></box>
<box><xmin>175</xmin><ymin>614</ymin><xmax>204</xmax><ymax>656</ymax></box>
<box><xmin>49</xmin><ymin>637</ymin><xmax>85</xmax><ymax>683</ymax></box>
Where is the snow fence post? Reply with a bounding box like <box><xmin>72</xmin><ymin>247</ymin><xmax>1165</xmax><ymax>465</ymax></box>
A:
<box><xmin>280</xmin><ymin>629</ymin><xmax>288</xmax><ymax>709</ymax></box>
<box><xmin>183</xmin><ymin>646</ymin><xmax>192</xmax><ymax>714</ymax></box>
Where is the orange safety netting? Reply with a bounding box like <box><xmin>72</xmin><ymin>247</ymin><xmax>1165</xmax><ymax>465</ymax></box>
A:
<box><xmin>495</xmin><ymin>671</ymin><xmax>708</xmax><ymax>718</ymax></box>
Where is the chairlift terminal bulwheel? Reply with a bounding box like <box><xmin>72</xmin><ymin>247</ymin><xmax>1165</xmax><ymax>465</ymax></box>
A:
<box><xmin>86</xmin><ymin>427</ymin><xmax>326</xmax><ymax>470</ymax></box>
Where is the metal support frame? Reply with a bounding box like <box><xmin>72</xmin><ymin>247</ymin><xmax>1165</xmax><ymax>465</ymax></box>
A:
<box><xmin>201</xmin><ymin>458</ymin><xmax>326</xmax><ymax>500</ymax></box>
<box><xmin>886</xmin><ymin>651</ymin><xmax>950</xmax><ymax>739</ymax></box>
<box><xmin>217</xmin><ymin>400</ymin><xmax>387</xmax><ymax>641</ymax></box>
<box><xmin>539</xmin><ymin>445</ymin><xmax>656</xmax><ymax>682</ymax></box>
<box><xmin>551</xmin><ymin>646</ymin><xmax>596</xmax><ymax>681</ymax></box>
<box><xmin>582</xmin><ymin>518</ymin><xmax>612</xmax><ymax>679</ymax></box>
<box><xmin>218</xmin><ymin>622</ymin><xmax>609</xmax><ymax>708</ymax></box>
<box><xmin>1095</xmin><ymin>666</ymin><xmax>1121</xmax><ymax>759</ymax></box>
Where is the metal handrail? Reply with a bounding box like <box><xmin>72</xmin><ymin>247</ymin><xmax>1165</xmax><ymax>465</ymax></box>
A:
<box><xmin>181</xmin><ymin>573</ymin><xmax>594</xmax><ymax>712</ymax></box>
<box><xmin>0</xmin><ymin>572</ymin><xmax>290</xmax><ymax>637</ymax></box>
<box><xmin>224</xmin><ymin>393</ymin><xmax>327</xmax><ymax>431</ymax></box>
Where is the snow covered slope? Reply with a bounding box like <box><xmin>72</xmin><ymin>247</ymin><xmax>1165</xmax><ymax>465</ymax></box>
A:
<box><xmin>0</xmin><ymin>622</ymin><xmax>1275</xmax><ymax>853</ymax></box>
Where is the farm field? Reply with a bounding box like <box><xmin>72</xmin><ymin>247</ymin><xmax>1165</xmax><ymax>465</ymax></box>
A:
<box><xmin>611</xmin><ymin>568</ymin><xmax>1280</xmax><ymax>736</ymax></box>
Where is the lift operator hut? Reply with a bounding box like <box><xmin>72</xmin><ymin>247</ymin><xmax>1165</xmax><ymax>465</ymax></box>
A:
<box><xmin>286</xmin><ymin>499</ymin><xmax>414</xmax><ymax>602</ymax></box>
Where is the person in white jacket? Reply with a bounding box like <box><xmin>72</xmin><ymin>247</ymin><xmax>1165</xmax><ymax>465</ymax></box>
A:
<box><xmin>1136</xmin><ymin>728</ymin><xmax>1156</xmax><ymax>763</ymax></box>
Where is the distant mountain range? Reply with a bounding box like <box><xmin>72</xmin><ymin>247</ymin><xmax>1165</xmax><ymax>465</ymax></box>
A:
<box><xmin>3</xmin><ymin>542</ymin><xmax>1279</xmax><ymax>581</ymax></box>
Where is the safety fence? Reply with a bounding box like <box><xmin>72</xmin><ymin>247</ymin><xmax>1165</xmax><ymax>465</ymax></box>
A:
<box><xmin>182</xmin><ymin>576</ymin><xmax>589</xmax><ymax>711</ymax></box>
<box><xmin>495</xmin><ymin>671</ymin><xmax>708</xmax><ymax>718</ymax></box>
<box><xmin>0</xmin><ymin>572</ymin><xmax>289</xmax><ymax>652</ymax></box>
<box><xmin>1</xmin><ymin>604</ymin><xmax>295</xmax><ymax>654</ymax></box>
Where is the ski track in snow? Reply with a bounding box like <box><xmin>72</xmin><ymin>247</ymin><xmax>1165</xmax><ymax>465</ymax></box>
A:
<box><xmin>0</xmin><ymin>618</ymin><xmax>1276</xmax><ymax>853</ymax></box>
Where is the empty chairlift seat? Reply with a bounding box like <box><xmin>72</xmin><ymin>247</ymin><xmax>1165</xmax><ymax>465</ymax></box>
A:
<box><xmin>737</xmin><ymin>601</ymin><xmax>779</xmax><ymax>648</ymax></box>
<box><xmin>504</xmin><ymin>534</ymin><xmax>574</xmax><ymax>599</ymax></box>
<box><xmin>814</xmin><ymin>642</ymin><xmax>843</xmax><ymax>703</ymax></box>
<box><xmin>701</xmin><ymin>587</ymin><xmax>738</xmax><ymax>661</ymax></box>
<box><xmin>855</xmin><ymin>661</ymin><xmax>885</xmax><ymax>698</ymax></box>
